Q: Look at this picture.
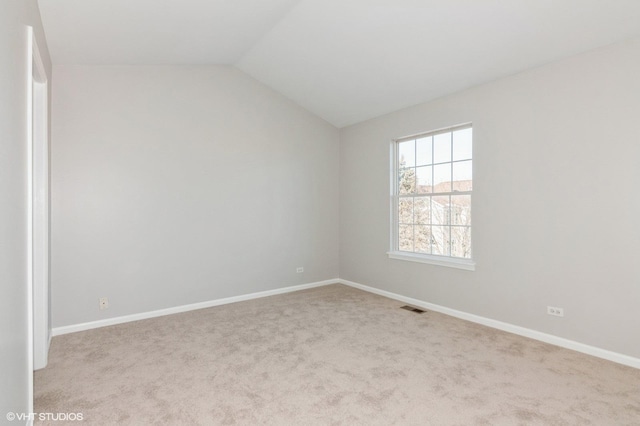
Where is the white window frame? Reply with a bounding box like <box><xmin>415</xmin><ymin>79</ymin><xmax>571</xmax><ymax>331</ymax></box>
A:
<box><xmin>388</xmin><ymin>123</ymin><xmax>475</xmax><ymax>271</ymax></box>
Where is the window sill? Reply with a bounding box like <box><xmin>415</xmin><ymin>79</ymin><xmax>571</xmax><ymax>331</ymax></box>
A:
<box><xmin>387</xmin><ymin>251</ymin><xmax>475</xmax><ymax>271</ymax></box>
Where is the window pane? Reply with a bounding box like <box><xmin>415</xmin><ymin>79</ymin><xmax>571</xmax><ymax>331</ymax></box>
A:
<box><xmin>433</xmin><ymin>132</ymin><xmax>451</xmax><ymax>163</ymax></box>
<box><xmin>452</xmin><ymin>160</ymin><xmax>472</xmax><ymax>192</ymax></box>
<box><xmin>399</xmin><ymin>225</ymin><xmax>414</xmax><ymax>251</ymax></box>
<box><xmin>415</xmin><ymin>166</ymin><xmax>432</xmax><ymax>194</ymax></box>
<box><xmin>433</xmin><ymin>163</ymin><xmax>451</xmax><ymax>193</ymax></box>
<box><xmin>399</xmin><ymin>168</ymin><xmax>416</xmax><ymax>195</ymax></box>
<box><xmin>431</xmin><ymin>195</ymin><xmax>450</xmax><ymax>225</ymax></box>
<box><xmin>416</xmin><ymin>136</ymin><xmax>432</xmax><ymax>166</ymax></box>
<box><xmin>432</xmin><ymin>226</ymin><xmax>451</xmax><ymax>256</ymax></box>
<box><xmin>453</xmin><ymin>128</ymin><xmax>472</xmax><ymax>161</ymax></box>
<box><xmin>398</xmin><ymin>140</ymin><xmax>415</xmax><ymax>168</ymax></box>
<box><xmin>451</xmin><ymin>195</ymin><xmax>471</xmax><ymax>226</ymax></box>
<box><xmin>414</xmin><ymin>196</ymin><xmax>430</xmax><ymax>224</ymax></box>
<box><xmin>451</xmin><ymin>226</ymin><xmax>471</xmax><ymax>258</ymax></box>
<box><xmin>398</xmin><ymin>198</ymin><xmax>413</xmax><ymax>224</ymax></box>
<box><xmin>415</xmin><ymin>225</ymin><xmax>431</xmax><ymax>254</ymax></box>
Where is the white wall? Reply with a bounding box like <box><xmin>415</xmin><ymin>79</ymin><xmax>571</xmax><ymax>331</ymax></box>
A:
<box><xmin>51</xmin><ymin>65</ymin><xmax>339</xmax><ymax>327</ymax></box>
<box><xmin>340</xmin><ymin>38</ymin><xmax>640</xmax><ymax>359</ymax></box>
<box><xmin>0</xmin><ymin>0</ymin><xmax>51</xmax><ymax>417</ymax></box>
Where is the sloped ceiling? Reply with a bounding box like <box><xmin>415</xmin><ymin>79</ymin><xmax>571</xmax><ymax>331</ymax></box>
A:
<box><xmin>38</xmin><ymin>0</ymin><xmax>640</xmax><ymax>127</ymax></box>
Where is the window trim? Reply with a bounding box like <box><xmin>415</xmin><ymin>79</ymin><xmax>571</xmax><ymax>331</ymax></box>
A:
<box><xmin>388</xmin><ymin>123</ymin><xmax>475</xmax><ymax>271</ymax></box>
<box><xmin>386</xmin><ymin>251</ymin><xmax>476</xmax><ymax>270</ymax></box>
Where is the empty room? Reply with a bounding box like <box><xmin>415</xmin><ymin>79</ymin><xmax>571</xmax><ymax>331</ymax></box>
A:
<box><xmin>2</xmin><ymin>0</ymin><xmax>640</xmax><ymax>424</ymax></box>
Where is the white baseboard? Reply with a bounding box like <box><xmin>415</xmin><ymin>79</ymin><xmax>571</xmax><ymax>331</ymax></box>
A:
<box><xmin>52</xmin><ymin>279</ymin><xmax>339</xmax><ymax>337</ymax></box>
<box><xmin>338</xmin><ymin>279</ymin><xmax>640</xmax><ymax>370</ymax></box>
<box><xmin>51</xmin><ymin>277</ymin><xmax>639</xmax><ymax>370</ymax></box>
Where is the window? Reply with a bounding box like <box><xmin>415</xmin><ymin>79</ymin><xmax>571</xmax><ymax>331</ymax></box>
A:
<box><xmin>389</xmin><ymin>124</ymin><xmax>475</xmax><ymax>270</ymax></box>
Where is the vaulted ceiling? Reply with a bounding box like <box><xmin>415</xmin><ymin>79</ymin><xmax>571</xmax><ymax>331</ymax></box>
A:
<box><xmin>38</xmin><ymin>0</ymin><xmax>640</xmax><ymax>127</ymax></box>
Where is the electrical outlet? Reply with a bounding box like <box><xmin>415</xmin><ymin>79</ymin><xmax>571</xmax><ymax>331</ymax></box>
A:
<box><xmin>296</xmin><ymin>267</ymin><xmax>304</xmax><ymax>273</ymax></box>
<box><xmin>547</xmin><ymin>306</ymin><xmax>563</xmax><ymax>317</ymax></box>
<box><xmin>99</xmin><ymin>297</ymin><xmax>109</xmax><ymax>310</ymax></box>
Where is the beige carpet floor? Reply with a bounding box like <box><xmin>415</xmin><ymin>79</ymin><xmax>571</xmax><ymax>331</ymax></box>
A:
<box><xmin>35</xmin><ymin>284</ymin><xmax>640</xmax><ymax>425</ymax></box>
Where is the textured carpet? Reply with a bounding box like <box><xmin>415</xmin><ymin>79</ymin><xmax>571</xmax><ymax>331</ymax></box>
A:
<box><xmin>35</xmin><ymin>284</ymin><xmax>640</xmax><ymax>425</ymax></box>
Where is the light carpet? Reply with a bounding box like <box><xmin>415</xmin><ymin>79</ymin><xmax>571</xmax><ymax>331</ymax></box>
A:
<box><xmin>35</xmin><ymin>284</ymin><xmax>640</xmax><ymax>425</ymax></box>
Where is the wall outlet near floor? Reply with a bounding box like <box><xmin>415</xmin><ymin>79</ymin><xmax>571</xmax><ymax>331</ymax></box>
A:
<box><xmin>296</xmin><ymin>267</ymin><xmax>304</xmax><ymax>273</ymax></box>
<box><xmin>99</xmin><ymin>297</ymin><xmax>109</xmax><ymax>310</ymax></box>
<box><xmin>547</xmin><ymin>306</ymin><xmax>564</xmax><ymax>317</ymax></box>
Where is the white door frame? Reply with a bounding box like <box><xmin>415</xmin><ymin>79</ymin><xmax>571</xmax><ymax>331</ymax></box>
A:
<box><xmin>30</xmin><ymin>26</ymin><xmax>50</xmax><ymax>372</ymax></box>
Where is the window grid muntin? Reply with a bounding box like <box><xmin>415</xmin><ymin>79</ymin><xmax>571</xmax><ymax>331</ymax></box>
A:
<box><xmin>394</xmin><ymin>124</ymin><xmax>472</xmax><ymax>260</ymax></box>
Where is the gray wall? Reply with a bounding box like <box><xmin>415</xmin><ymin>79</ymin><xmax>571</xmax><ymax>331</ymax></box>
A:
<box><xmin>340</xmin><ymin>38</ymin><xmax>640</xmax><ymax>359</ymax></box>
<box><xmin>0</xmin><ymin>0</ymin><xmax>51</xmax><ymax>417</ymax></box>
<box><xmin>51</xmin><ymin>65</ymin><xmax>340</xmax><ymax>328</ymax></box>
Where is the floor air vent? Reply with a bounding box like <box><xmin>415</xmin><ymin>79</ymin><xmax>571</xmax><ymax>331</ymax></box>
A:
<box><xmin>400</xmin><ymin>305</ymin><xmax>426</xmax><ymax>314</ymax></box>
